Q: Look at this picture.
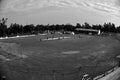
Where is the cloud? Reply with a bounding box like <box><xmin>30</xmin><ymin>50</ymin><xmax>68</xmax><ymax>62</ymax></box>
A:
<box><xmin>83</xmin><ymin>0</ymin><xmax>120</xmax><ymax>16</ymax></box>
<box><xmin>1</xmin><ymin>0</ymin><xmax>77</xmax><ymax>12</ymax></box>
<box><xmin>1</xmin><ymin>0</ymin><xmax>120</xmax><ymax>16</ymax></box>
<box><xmin>115</xmin><ymin>0</ymin><xmax>120</xmax><ymax>6</ymax></box>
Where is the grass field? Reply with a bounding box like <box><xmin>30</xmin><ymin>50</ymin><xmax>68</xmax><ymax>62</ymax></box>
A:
<box><xmin>0</xmin><ymin>34</ymin><xmax>120</xmax><ymax>80</ymax></box>
<box><xmin>117</xmin><ymin>76</ymin><xmax>120</xmax><ymax>80</ymax></box>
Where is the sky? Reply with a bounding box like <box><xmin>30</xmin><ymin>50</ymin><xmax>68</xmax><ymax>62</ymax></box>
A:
<box><xmin>0</xmin><ymin>0</ymin><xmax>120</xmax><ymax>26</ymax></box>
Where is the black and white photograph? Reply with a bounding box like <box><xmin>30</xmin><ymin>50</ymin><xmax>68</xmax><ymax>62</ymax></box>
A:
<box><xmin>0</xmin><ymin>0</ymin><xmax>120</xmax><ymax>80</ymax></box>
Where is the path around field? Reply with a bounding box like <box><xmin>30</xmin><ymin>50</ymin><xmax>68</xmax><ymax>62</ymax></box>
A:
<box><xmin>98</xmin><ymin>68</ymin><xmax>120</xmax><ymax>80</ymax></box>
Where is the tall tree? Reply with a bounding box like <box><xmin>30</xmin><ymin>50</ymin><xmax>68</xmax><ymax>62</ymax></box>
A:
<box><xmin>84</xmin><ymin>22</ymin><xmax>91</xmax><ymax>29</ymax></box>
<box><xmin>0</xmin><ymin>18</ymin><xmax>8</xmax><ymax>37</ymax></box>
<box><xmin>76</xmin><ymin>23</ymin><xmax>82</xmax><ymax>28</ymax></box>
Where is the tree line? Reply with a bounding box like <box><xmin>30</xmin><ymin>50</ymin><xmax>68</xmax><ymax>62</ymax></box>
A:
<box><xmin>0</xmin><ymin>18</ymin><xmax>120</xmax><ymax>37</ymax></box>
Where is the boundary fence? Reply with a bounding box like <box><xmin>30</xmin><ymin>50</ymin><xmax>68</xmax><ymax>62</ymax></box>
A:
<box><xmin>41</xmin><ymin>36</ymin><xmax>71</xmax><ymax>41</ymax></box>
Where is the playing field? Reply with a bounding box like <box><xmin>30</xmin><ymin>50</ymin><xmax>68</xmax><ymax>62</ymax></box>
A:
<box><xmin>0</xmin><ymin>34</ymin><xmax>120</xmax><ymax>80</ymax></box>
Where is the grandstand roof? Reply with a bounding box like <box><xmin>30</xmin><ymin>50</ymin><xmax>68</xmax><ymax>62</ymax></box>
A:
<box><xmin>75</xmin><ymin>28</ymin><xmax>99</xmax><ymax>32</ymax></box>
